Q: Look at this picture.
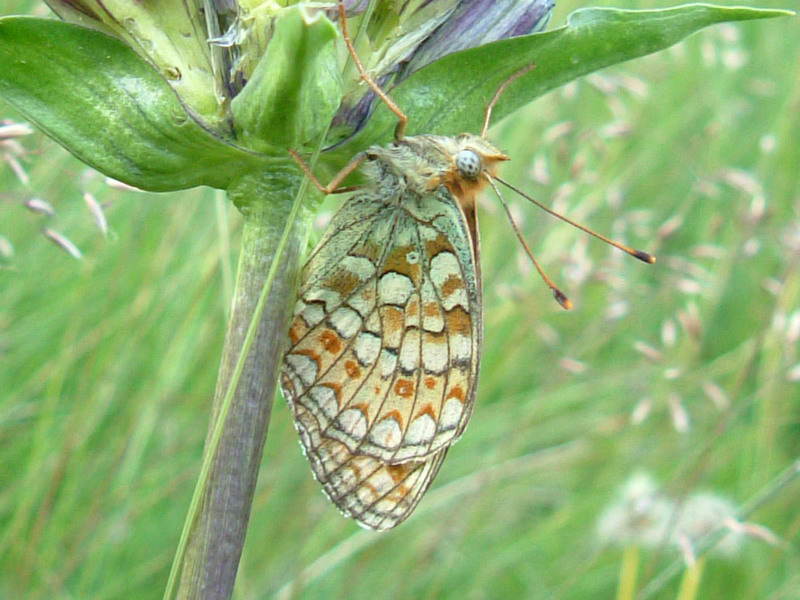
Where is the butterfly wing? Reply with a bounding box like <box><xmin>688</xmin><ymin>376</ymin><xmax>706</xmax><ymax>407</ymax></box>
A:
<box><xmin>281</xmin><ymin>185</ymin><xmax>480</xmax><ymax>529</ymax></box>
<box><xmin>292</xmin><ymin>401</ymin><xmax>449</xmax><ymax>530</ymax></box>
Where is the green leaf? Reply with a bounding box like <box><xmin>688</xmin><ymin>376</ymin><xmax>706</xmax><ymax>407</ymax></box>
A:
<box><xmin>231</xmin><ymin>6</ymin><xmax>341</xmax><ymax>152</ymax></box>
<box><xmin>45</xmin><ymin>0</ymin><xmax>222</xmax><ymax>121</ymax></box>
<box><xmin>0</xmin><ymin>17</ymin><xmax>266</xmax><ymax>192</ymax></box>
<box><xmin>334</xmin><ymin>4</ymin><xmax>792</xmax><ymax>163</ymax></box>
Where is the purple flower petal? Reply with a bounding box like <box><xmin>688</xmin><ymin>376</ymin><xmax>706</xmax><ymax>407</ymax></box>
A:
<box><xmin>398</xmin><ymin>0</ymin><xmax>555</xmax><ymax>78</ymax></box>
<box><xmin>332</xmin><ymin>0</ymin><xmax>554</xmax><ymax>139</ymax></box>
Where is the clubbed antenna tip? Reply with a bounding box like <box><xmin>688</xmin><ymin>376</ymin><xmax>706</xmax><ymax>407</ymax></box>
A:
<box><xmin>553</xmin><ymin>289</ymin><xmax>573</xmax><ymax>310</ymax></box>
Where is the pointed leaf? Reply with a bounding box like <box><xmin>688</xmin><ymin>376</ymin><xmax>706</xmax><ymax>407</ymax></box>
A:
<box><xmin>334</xmin><ymin>4</ymin><xmax>792</xmax><ymax>162</ymax></box>
<box><xmin>0</xmin><ymin>17</ymin><xmax>266</xmax><ymax>192</ymax></box>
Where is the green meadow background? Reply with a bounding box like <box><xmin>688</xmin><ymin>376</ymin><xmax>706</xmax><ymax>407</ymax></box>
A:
<box><xmin>1</xmin><ymin>1</ymin><xmax>798</xmax><ymax>598</ymax></box>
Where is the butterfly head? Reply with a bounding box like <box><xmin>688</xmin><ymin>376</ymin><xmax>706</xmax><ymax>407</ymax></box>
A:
<box><xmin>437</xmin><ymin>133</ymin><xmax>508</xmax><ymax>203</ymax></box>
<box><xmin>455</xmin><ymin>149</ymin><xmax>482</xmax><ymax>179</ymax></box>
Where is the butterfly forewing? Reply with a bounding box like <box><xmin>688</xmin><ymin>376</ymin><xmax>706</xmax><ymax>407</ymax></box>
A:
<box><xmin>281</xmin><ymin>181</ymin><xmax>481</xmax><ymax>529</ymax></box>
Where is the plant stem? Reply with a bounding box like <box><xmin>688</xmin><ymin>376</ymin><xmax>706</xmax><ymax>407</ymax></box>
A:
<box><xmin>175</xmin><ymin>168</ymin><xmax>308</xmax><ymax>600</ymax></box>
<box><xmin>617</xmin><ymin>545</ymin><xmax>641</xmax><ymax>600</ymax></box>
<box><xmin>675</xmin><ymin>557</ymin><xmax>705</xmax><ymax>600</ymax></box>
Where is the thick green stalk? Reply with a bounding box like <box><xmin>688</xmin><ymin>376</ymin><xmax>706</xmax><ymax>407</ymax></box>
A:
<box><xmin>176</xmin><ymin>166</ymin><xmax>308</xmax><ymax>600</ymax></box>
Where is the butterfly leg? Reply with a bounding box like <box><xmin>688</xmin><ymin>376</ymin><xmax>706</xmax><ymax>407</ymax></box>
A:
<box><xmin>289</xmin><ymin>149</ymin><xmax>365</xmax><ymax>195</ymax></box>
<box><xmin>337</xmin><ymin>0</ymin><xmax>407</xmax><ymax>141</ymax></box>
<box><xmin>480</xmin><ymin>64</ymin><xmax>537</xmax><ymax>136</ymax></box>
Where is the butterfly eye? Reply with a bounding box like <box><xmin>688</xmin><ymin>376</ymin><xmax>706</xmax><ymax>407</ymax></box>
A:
<box><xmin>455</xmin><ymin>149</ymin><xmax>482</xmax><ymax>179</ymax></box>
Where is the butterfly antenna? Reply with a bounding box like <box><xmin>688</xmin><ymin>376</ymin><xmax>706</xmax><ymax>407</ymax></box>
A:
<box><xmin>487</xmin><ymin>176</ymin><xmax>572</xmax><ymax>310</ymax></box>
<box><xmin>494</xmin><ymin>176</ymin><xmax>656</xmax><ymax>264</ymax></box>
<box><xmin>481</xmin><ymin>64</ymin><xmax>536</xmax><ymax>137</ymax></box>
<box><xmin>337</xmin><ymin>1</ymin><xmax>407</xmax><ymax>140</ymax></box>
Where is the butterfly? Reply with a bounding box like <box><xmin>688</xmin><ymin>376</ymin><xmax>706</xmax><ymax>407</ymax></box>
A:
<box><xmin>280</xmin><ymin>1</ymin><xmax>653</xmax><ymax>531</ymax></box>
<box><xmin>281</xmin><ymin>132</ymin><xmax>504</xmax><ymax>530</ymax></box>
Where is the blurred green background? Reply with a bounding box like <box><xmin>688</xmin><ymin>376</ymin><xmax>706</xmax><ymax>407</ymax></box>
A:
<box><xmin>1</xmin><ymin>1</ymin><xmax>798</xmax><ymax>599</ymax></box>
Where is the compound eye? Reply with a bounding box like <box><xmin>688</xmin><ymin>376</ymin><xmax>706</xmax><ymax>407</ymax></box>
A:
<box><xmin>455</xmin><ymin>149</ymin><xmax>482</xmax><ymax>179</ymax></box>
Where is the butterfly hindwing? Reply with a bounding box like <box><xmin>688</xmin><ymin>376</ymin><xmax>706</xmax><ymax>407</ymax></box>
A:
<box><xmin>293</xmin><ymin>402</ymin><xmax>449</xmax><ymax>531</ymax></box>
<box><xmin>280</xmin><ymin>184</ymin><xmax>480</xmax><ymax>529</ymax></box>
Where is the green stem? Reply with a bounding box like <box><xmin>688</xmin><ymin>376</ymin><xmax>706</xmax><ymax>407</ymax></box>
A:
<box><xmin>172</xmin><ymin>165</ymin><xmax>308</xmax><ymax>600</ymax></box>
<box><xmin>617</xmin><ymin>546</ymin><xmax>641</xmax><ymax>600</ymax></box>
<box><xmin>675</xmin><ymin>557</ymin><xmax>705</xmax><ymax>600</ymax></box>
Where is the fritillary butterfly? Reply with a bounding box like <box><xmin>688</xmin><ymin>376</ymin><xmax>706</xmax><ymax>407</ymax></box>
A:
<box><xmin>280</xmin><ymin>1</ymin><xmax>653</xmax><ymax>530</ymax></box>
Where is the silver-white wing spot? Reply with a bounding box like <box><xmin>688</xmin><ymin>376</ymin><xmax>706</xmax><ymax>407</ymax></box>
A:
<box><xmin>340</xmin><ymin>255</ymin><xmax>377</xmax><ymax>279</ymax></box>
<box><xmin>422</xmin><ymin>339</ymin><xmax>448</xmax><ymax>373</ymax></box>
<box><xmin>369</xmin><ymin>416</ymin><xmax>403</xmax><ymax>450</ymax></box>
<box><xmin>304</xmin><ymin>288</ymin><xmax>341</xmax><ymax>313</ymax></box>
<box><xmin>440</xmin><ymin>396</ymin><xmax>464</xmax><ymax>430</ymax></box>
<box><xmin>421</xmin><ymin>309</ymin><xmax>444</xmax><ymax>333</ymax></box>
<box><xmin>430</xmin><ymin>251</ymin><xmax>469</xmax><ymax>310</ymax></box>
<box><xmin>364</xmin><ymin>311</ymin><xmax>381</xmax><ymax>334</ymax></box>
<box><xmin>398</xmin><ymin>329</ymin><xmax>421</xmax><ymax>373</ymax></box>
<box><xmin>450</xmin><ymin>333</ymin><xmax>472</xmax><ymax>363</ymax></box>
<box><xmin>348</xmin><ymin>291</ymin><xmax>373</xmax><ymax>317</ymax></box>
<box><xmin>336</xmin><ymin>408</ymin><xmax>368</xmax><ymax>439</ymax></box>
<box><xmin>354</xmin><ymin>332</ymin><xmax>381</xmax><ymax>366</ymax></box>
<box><xmin>405</xmin><ymin>413</ymin><xmax>436</xmax><ymax>446</ymax></box>
<box><xmin>309</xmin><ymin>385</ymin><xmax>339</xmax><ymax>420</ymax></box>
<box><xmin>328</xmin><ymin>306</ymin><xmax>362</xmax><ymax>339</ymax></box>
<box><xmin>285</xmin><ymin>353</ymin><xmax>318</xmax><ymax>388</ymax></box>
<box><xmin>378</xmin><ymin>272</ymin><xmax>414</xmax><ymax>306</ymax></box>
<box><xmin>379</xmin><ymin>349</ymin><xmax>398</xmax><ymax>378</ymax></box>
<box><xmin>297</xmin><ymin>300</ymin><xmax>325</xmax><ymax>327</ymax></box>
